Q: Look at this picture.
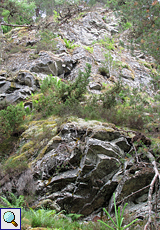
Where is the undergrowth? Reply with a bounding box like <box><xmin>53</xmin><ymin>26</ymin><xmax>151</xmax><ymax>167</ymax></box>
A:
<box><xmin>0</xmin><ymin>63</ymin><xmax>159</xmax><ymax>150</ymax></box>
<box><xmin>0</xmin><ymin>63</ymin><xmax>159</xmax><ymax>229</ymax></box>
<box><xmin>31</xmin><ymin>71</ymin><xmax>157</xmax><ymax>132</ymax></box>
<box><xmin>0</xmin><ymin>193</ymin><xmax>146</xmax><ymax>230</ymax></box>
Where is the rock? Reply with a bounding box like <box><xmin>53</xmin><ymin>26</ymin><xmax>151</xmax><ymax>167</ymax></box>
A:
<box><xmin>1</xmin><ymin>88</ymin><xmax>34</xmax><ymax>103</ymax></box>
<box><xmin>108</xmin><ymin>166</ymin><xmax>154</xmax><ymax>213</ymax></box>
<box><xmin>120</xmin><ymin>68</ymin><xmax>134</xmax><ymax>80</ymax></box>
<box><xmin>15</xmin><ymin>70</ymin><xmax>39</xmax><ymax>88</ymax></box>
<box><xmin>26</xmin><ymin>39</ymin><xmax>38</xmax><ymax>47</ymax></box>
<box><xmin>0</xmin><ymin>7</ymin><xmax>154</xmax><ymax>95</ymax></box>
<box><xmin>89</xmin><ymin>82</ymin><xmax>102</xmax><ymax>90</ymax></box>
<box><xmin>112</xmin><ymin>137</ymin><xmax>131</xmax><ymax>152</ymax></box>
<box><xmin>58</xmin><ymin>10</ymin><xmax>117</xmax><ymax>45</ymax></box>
<box><xmin>0</xmin><ymin>71</ymin><xmax>39</xmax><ymax>104</ymax></box>
<box><xmin>55</xmin><ymin>38</ymin><xmax>67</xmax><ymax>54</ymax></box>
<box><xmin>1</xmin><ymin>117</ymin><xmax>138</xmax><ymax>217</ymax></box>
<box><xmin>30</xmin><ymin>51</ymin><xmax>75</xmax><ymax>76</ymax></box>
<box><xmin>33</xmin><ymin>199</ymin><xmax>61</xmax><ymax>212</ymax></box>
<box><xmin>0</xmin><ymin>4</ymin><xmax>158</xmax><ymax>221</ymax></box>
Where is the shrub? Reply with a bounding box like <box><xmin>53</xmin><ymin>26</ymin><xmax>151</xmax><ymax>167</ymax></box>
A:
<box><xmin>34</xmin><ymin>63</ymin><xmax>91</xmax><ymax>117</ymax></box>
<box><xmin>41</xmin><ymin>63</ymin><xmax>91</xmax><ymax>101</ymax></box>
<box><xmin>100</xmin><ymin>81</ymin><xmax>124</xmax><ymax>109</ymax></box>
<box><xmin>40</xmin><ymin>75</ymin><xmax>61</xmax><ymax>95</ymax></box>
<box><xmin>35</xmin><ymin>30</ymin><xmax>58</xmax><ymax>53</ymax></box>
<box><xmin>0</xmin><ymin>102</ymin><xmax>26</xmax><ymax>138</ymax></box>
<box><xmin>84</xmin><ymin>46</ymin><xmax>94</xmax><ymax>53</ymax></box>
<box><xmin>65</xmin><ymin>63</ymin><xmax>91</xmax><ymax>101</ymax></box>
<box><xmin>1</xmin><ymin>25</ymin><xmax>12</xmax><ymax>34</ymax></box>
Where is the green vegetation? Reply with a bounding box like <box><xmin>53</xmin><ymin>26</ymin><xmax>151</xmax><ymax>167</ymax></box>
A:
<box><xmin>33</xmin><ymin>63</ymin><xmax>91</xmax><ymax>117</ymax></box>
<box><xmin>97</xmin><ymin>36</ymin><xmax>115</xmax><ymax>51</ymax></box>
<box><xmin>0</xmin><ymin>193</ymin><xmax>139</xmax><ymax>230</ymax></box>
<box><xmin>94</xmin><ymin>36</ymin><xmax>118</xmax><ymax>78</ymax></box>
<box><xmin>0</xmin><ymin>194</ymin><xmax>99</xmax><ymax>229</ymax></box>
<box><xmin>35</xmin><ymin>29</ymin><xmax>58</xmax><ymax>53</ymax></box>
<box><xmin>30</xmin><ymin>67</ymin><xmax>159</xmax><ymax>131</ymax></box>
<box><xmin>0</xmin><ymin>0</ymin><xmax>35</xmax><ymax>33</ymax></box>
<box><xmin>105</xmin><ymin>0</ymin><xmax>160</xmax><ymax>64</ymax></box>
<box><xmin>122</xmin><ymin>22</ymin><xmax>132</xmax><ymax>30</ymax></box>
<box><xmin>29</xmin><ymin>53</ymin><xmax>39</xmax><ymax>60</ymax></box>
<box><xmin>1</xmin><ymin>0</ymin><xmax>159</xmax><ymax>64</ymax></box>
<box><xmin>98</xmin><ymin>193</ymin><xmax>138</xmax><ymax>229</ymax></box>
<box><xmin>29</xmin><ymin>208</ymin><xmax>58</xmax><ymax>228</ymax></box>
<box><xmin>0</xmin><ymin>1</ymin><xmax>160</xmax><ymax>229</ymax></box>
<box><xmin>1</xmin><ymin>155</ymin><xmax>28</xmax><ymax>177</ymax></box>
<box><xmin>53</xmin><ymin>9</ymin><xmax>60</xmax><ymax>22</ymax></box>
<box><xmin>83</xmin><ymin>46</ymin><xmax>94</xmax><ymax>53</ymax></box>
<box><xmin>0</xmin><ymin>193</ymin><xmax>26</xmax><ymax>209</ymax></box>
<box><xmin>1</xmin><ymin>63</ymin><xmax>159</xmax><ymax>147</ymax></box>
<box><xmin>0</xmin><ymin>101</ymin><xmax>26</xmax><ymax>138</ymax></box>
<box><xmin>63</xmin><ymin>38</ymin><xmax>78</xmax><ymax>50</ymax></box>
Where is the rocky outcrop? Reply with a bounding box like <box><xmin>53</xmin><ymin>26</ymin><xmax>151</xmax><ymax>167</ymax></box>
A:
<box><xmin>0</xmin><ymin>5</ymin><xmax>156</xmax><ymax>106</ymax></box>
<box><xmin>0</xmin><ymin>5</ymin><xmax>159</xmax><ymax>225</ymax></box>
<box><xmin>30</xmin><ymin>51</ymin><xmax>76</xmax><ymax>76</ymax></box>
<box><xmin>0</xmin><ymin>117</ymin><xmax>156</xmax><ymax>217</ymax></box>
<box><xmin>58</xmin><ymin>7</ymin><xmax>119</xmax><ymax>46</ymax></box>
<box><xmin>0</xmin><ymin>70</ymin><xmax>39</xmax><ymax>103</ymax></box>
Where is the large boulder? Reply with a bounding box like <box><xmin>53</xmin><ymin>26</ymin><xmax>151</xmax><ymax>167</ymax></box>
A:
<box><xmin>0</xmin><ymin>70</ymin><xmax>39</xmax><ymax>104</ymax></box>
<box><xmin>0</xmin><ymin>117</ymin><xmax>155</xmax><ymax>217</ymax></box>
<box><xmin>30</xmin><ymin>51</ymin><xmax>76</xmax><ymax>76</ymax></box>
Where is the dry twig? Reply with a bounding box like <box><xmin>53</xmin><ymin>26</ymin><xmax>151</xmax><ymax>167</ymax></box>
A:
<box><xmin>1</xmin><ymin>22</ymin><xmax>36</xmax><ymax>28</ymax></box>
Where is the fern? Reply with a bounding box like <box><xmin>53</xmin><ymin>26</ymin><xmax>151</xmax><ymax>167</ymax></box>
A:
<box><xmin>0</xmin><ymin>193</ymin><xmax>25</xmax><ymax>208</ymax></box>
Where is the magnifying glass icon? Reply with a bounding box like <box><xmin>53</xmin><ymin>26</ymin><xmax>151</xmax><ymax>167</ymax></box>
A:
<box><xmin>3</xmin><ymin>211</ymin><xmax>18</xmax><ymax>227</ymax></box>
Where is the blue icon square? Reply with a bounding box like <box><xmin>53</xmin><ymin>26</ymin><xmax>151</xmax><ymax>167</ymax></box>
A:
<box><xmin>0</xmin><ymin>208</ymin><xmax>21</xmax><ymax>230</ymax></box>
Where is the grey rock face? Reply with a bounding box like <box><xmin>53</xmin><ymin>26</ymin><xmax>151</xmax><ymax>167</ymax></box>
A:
<box><xmin>29</xmin><ymin>120</ymin><xmax>129</xmax><ymax>215</ymax></box>
<box><xmin>0</xmin><ymin>5</ymin><xmax>158</xmax><ymax>219</ymax></box>
<box><xmin>59</xmin><ymin>9</ymin><xmax>119</xmax><ymax>46</ymax></box>
<box><xmin>89</xmin><ymin>82</ymin><xmax>102</xmax><ymax>90</ymax></box>
<box><xmin>30</xmin><ymin>51</ymin><xmax>75</xmax><ymax>76</ymax></box>
<box><xmin>0</xmin><ymin>5</ymin><xmax>155</xmax><ymax>98</ymax></box>
<box><xmin>120</xmin><ymin>68</ymin><xmax>134</xmax><ymax>80</ymax></box>
<box><xmin>0</xmin><ymin>70</ymin><xmax>39</xmax><ymax>104</ymax></box>
<box><xmin>0</xmin><ymin>118</ymin><xmax>154</xmax><ymax>217</ymax></box>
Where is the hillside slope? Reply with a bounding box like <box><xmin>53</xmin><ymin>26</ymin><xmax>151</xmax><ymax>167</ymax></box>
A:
<box><xmin>0</xmin><ymin>3</ymin><xmax>160</xmax><ymax>230</ymax></box>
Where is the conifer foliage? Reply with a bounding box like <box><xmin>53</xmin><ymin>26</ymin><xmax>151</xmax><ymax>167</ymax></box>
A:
<box><xmin>106</xmin><ymin>0</ymin><xmax>160</xmax><ymax>63</ymax></box>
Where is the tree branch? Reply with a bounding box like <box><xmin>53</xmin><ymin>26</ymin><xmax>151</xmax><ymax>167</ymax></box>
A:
<box><xmin>116</xmin><ymin>184</ymin><xmax>150</xmax><ymax>206</ymax></box>
<box><xmin>1</xmin><ymin>22</ymin><xmax>36</xmax><ymax>28</ymax></box>
<box><xmin>144</xmin><ymin>152</ymin><xmax>160</xmax><ymax>230</ymax></box>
